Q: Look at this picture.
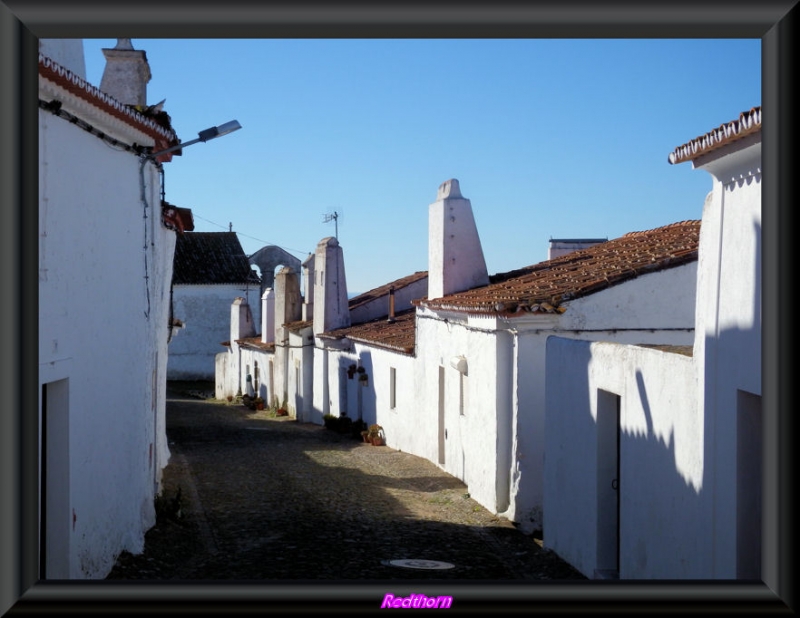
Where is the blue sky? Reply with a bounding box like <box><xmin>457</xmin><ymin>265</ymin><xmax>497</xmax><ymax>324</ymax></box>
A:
<box><xmin>83</xmin><ymin>38</ymin><xmax>760</xmax><ymax>294</ymax></box>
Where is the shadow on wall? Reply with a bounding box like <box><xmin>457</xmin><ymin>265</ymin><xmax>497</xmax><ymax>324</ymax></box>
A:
<box><xmin>341</xmin><ymin>351</ymin><xmax>375</xmax><ymax>426</ymax></box>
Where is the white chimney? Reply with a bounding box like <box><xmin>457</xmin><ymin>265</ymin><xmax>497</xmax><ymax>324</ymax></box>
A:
<box><xmin>261</xmin><ymin>288</ymin><xmax>276</xmax><ymax>344</ymax></box>
<box><xmin>302</xmin><ymin>252</ymin><xmax>315</xmax><ymax>322</ymax></box>
<box><xmin>547</xmin><ymin>238</ymin><xmax>607</xmax><ymax>260</ymax></box>
<box><xmin>274</xmin><ymin>266</ymin><xmax>302</xmax><ymax>344</ymax></box>
<box><xmin>313</xmin><ymin>237</ymin><xmax>350</xmax><ymax>335</ymax></box>
<box><xmin>230</xmin><ymin>297</ymin><xmax>255</xmax><ymax>345</ymax></box>
<box><xmin>99</xmin><ymin>38</ymin><xmax>151</xmax><ymax>107</ymax></box>
<box><xmin>428</xmin><ymin>179</ymin><xmax>489</xmax><ymax>299</ymax></box>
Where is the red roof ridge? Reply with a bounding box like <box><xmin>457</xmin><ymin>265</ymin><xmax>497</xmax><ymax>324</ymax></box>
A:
<box><xmin>668</xmin><ymin>107</ymin><xmax>761</xmax><ymax>165</ymax></box>
<box><xmin>39</xmin><ymin>53</ymin><xmax>178</xmax><ymax>147</ymax></box>
<box><xmin>621</xmin><ymin>219</ymin><xmax>702</xmax><ymax>237</ymax></box>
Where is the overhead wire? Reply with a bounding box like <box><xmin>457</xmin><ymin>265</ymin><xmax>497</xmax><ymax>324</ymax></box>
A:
<box><xmin>190</xmin><ymin>213</ymin><xmax>309</xmax><ymax>258</ymax></box>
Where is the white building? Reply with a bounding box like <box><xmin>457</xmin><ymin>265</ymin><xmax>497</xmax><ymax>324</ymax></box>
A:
<box><xmin>168</xmin><ymin>231</ymin><xmax>260</xmax><ymax>381</ymax></box>
<box><xmin>214</xmin><ymin>236</ymin><xmax>427</xmax><ymax>419</ymax></box>
<box><xmin>218</xmin><ymin>178</ymin><xmax>700</xmax><ymax>537</ymax></box>
<box><xmin>38</xmin><ymin>39</ymin><xmax>191</xmax><ymax>578</ymax></box>
<box><xmin>543</xmin><ymin>107</ymin><xmax>762</xmax><ymax>579</ymax></box>
<box><xmin>407</xmin><ymin>188</ymin><xmax>699</xmax><ymax>531</ymax></box>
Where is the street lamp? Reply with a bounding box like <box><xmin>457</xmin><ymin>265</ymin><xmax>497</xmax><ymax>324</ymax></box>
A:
<box><xmin>149</xmin><ymin>120</ymin><xmax>242</xmax><ymax>158</ymax></box>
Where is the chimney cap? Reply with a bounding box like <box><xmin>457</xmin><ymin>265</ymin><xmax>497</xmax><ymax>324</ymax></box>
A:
<box><xmin>437</xmin><ymin>179</ymin><xmax>462</xmax><ymax>200</ymax></box>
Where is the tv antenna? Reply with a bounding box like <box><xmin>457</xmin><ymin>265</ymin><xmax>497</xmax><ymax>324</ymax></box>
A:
<box><xmin>323</xmin><ymin>210</ymin><xmax>340</xmax><ymax>239</ymax></box>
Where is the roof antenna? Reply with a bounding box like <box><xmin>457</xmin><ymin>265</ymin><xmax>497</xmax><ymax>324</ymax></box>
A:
<box><xmin>323</xmin><ymin>211</ymin><xmax>339</xmax><ymax>240</ymax></box>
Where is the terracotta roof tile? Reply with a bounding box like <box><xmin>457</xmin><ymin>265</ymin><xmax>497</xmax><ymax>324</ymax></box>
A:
<box><xmin>348</xmin><ymin>271</ymin><xmax>428</xmax><ymax>311</ymax></box>
<box><xmin>318</xmin><ymin>309</ymin><xmax>416</xmax><ymax>355</ymax></box>
<box><xmin>173</xmin><ymin>232</ymin><xmax>261</xmax><ymax>285</ymax></box>
<box><xmin>236</xmin><ymin>337</ymin><xmax>275</xmax><ymax>352</ymax></box>
<box><xmin>668</xmin><ymin>107</ymin><xmax>761</xmax><ymax>165</ymax></box>
<box><xmin>285</xmin><ymin>320</ymin><xmax>313</xmax><ymax>332</ymax></box>
<box><xmin>416</xmin><ymin>220</ymin><xmax>700</xmax><ymax>315</ymax></box>
<box><xmin>311</xmin><ymin>220</ymin><xmax>700</xmax><ymax>352</ymax></box>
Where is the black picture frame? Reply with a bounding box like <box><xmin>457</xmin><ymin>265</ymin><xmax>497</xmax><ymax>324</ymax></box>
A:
<box><xmin>2</xmin><ymin>1</ymin><xmax>795</xmax><ymax>614</ymax></box>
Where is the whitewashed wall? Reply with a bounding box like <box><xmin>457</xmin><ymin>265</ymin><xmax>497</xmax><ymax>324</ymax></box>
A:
<box><xmin>313</xmin><ymin>346</ymin><xmax>355</xmax><ymax>423</ymax></box>
<box><xmin>405</xmin><ymin>310</ymin><xmax>509</xmax><ymax>515</ymax></box>
<box><xmin>38</xmin><ymin>39</ymin><xmax>86</xmax><ymax>78</ymax></box>
<box><xmin>287</xmin><ymin>328</ymin><xmax>314</xmax><ymax>421</ymax></box>
<box><xmin>404</xmin><ymin>263</ymin><xmax>698</xmax><ymax>530</ymax></box>
<box><xmin>38</xmin><ymin>99</ymin><xmax>174</xmax><ymax>578</ymax></box>
<box><xmin>333</xmin><ymin>344</ymin><xmax>417</xmax><ymax>430</ymax></box>
<box><xmin>349</xmin><ymin>278</ymin><xmax>428</xmax><ymax>324</ymax></box>
<box><xmin>558</xmin><ymin>262</ymin><xmax>698</xmax><ymax>332</ymax></box>
<box><xmin>693</xmin><ymin>138</ymin><xmax>762</xmax><ymax>579</ymax></box>
<box><xmin>312</xmin><ymin>344</ymin><xmax>331</xmax><ymax>421</ymax></box>
<box><xmin>215</xmin><ymin>298</ymin><xmax>259</xmax><ymax>401</ymax></box>
<box><xmin>239</xmin><ymin>347</ymin><xmax>267</xmax><ymax>400</ymax></box>
<box><xmin>507</xmin><ymin>264</ymin><xmax>698</xmax><ymax>530</ymax></box>
<box><xmin>543</xmin><ymin>338</ymin><xmax>703</xmax><ymax>579</ymax></box>
<box><xmin>168</xmin><ymin>284</ymin><xmax>247</xmax><ymax>380</ymax></box>
<box><xmin>542</xmin><ymin>135</ymin><xmax>761</xmax><ymax>580</ymax></box>
<box><xmin>215</xmin><ymin>321</ymin><xmax>313</xmax><ymax>417</ymax></box>
<box><xmin>215</xmin><ymin>349</ymin><xmax>235</xmax><ymax>400</ymax></box>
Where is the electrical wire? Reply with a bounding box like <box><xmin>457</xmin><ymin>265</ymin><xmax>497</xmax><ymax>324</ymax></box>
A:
<box><xmin>190</xmin><ymin>212</ymin><xmax>309</xmax><ymax>258</ymax></box>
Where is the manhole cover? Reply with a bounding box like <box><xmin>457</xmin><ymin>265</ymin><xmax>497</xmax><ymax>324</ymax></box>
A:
<box><xmin>383</xmin><ymin>559</ymin><xmax>455</xmax><ymax>570</ymax></box>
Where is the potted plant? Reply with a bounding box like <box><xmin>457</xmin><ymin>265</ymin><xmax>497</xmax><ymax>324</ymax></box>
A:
<box><xmin>366</xmin><ymin>424</ymin><xmax>385</xmax><ymax>446</ymax></box>
<box><xmin>274</xmin><ymin>398</ymin><xmax>289</xmax><ymax>416</ymax></box>
<box><xmin>323</xmin><ymin>413</ymin><xmax>338</xmax><ymax>430</ymax></box>
<box><xmin>253</xmin><ymin>396</ymin><xmax>265</xmax><ymax>410</ymax></box>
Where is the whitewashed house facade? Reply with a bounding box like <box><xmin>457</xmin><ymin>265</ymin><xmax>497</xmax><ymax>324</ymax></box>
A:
<box><xmin>38</xmin><ymin>39</ymin><xmax>191</xmax><ymax>578</ymax></box>
<box><xmin>168</xmin><ymin>231</ymin><xmax>260</xmax><ymax>381</ymax></box>
<box><xmin>406</xmin><ymin>183</ymin><xmax>699</xmax><ymax>531</ymax></box>
<box><xmin>217</xmin><ymin>178</ymin><xmax>700</xmax><ymax>536</ymax></box>
<box><xmin>315</xmin><ymin>180</ymin><xmax>698</xmax><ymax>532</ymax></box>
<box><xmin>214</xmin><ymin>234</ymin><xmax>427</xmax><ymax>420</ymax></box>
<box><xmin>543</xmin><ymin>107</ymin><xmax>762</xmax><ymax>579</ymax></box>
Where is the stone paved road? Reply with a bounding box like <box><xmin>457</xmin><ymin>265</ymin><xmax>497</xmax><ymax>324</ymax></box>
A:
<box><xmin>105</xmin><ymin>383</ymin><xmax>586</xmax><ymax>609</ymax></box>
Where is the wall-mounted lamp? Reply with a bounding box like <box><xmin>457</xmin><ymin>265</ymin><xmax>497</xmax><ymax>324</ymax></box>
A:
<box><xmin>149</xmin><ymin>119</ymin><xmax>242</xmax><ymax>159</ymax></box>
<box><xmin>450</xmin><ymin>355</ymin><xmax>468</xmax><ymax>375</ymax></box>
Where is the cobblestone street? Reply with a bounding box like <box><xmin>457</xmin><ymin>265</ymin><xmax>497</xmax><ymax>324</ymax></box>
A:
<box><xmin>104</xmin><ymin>383</ymin><xmax>587</xmax><ymax>611</ymax></box>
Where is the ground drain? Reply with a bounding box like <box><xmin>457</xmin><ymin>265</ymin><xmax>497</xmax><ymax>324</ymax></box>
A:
<box><xmin>383</xmin><ymin>559</ymin><xmax>455</xmax><ymax>570</ymax></box>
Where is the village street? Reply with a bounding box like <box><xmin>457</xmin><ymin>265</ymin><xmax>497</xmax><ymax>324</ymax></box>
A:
<box><xmin>106</xmin><ymin>382</ymin><xmax>586</xmax><ymax>584</ymax></box>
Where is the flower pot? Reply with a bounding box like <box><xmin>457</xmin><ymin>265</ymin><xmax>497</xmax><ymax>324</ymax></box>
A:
<box><xmin>371</xmin><ymin>436</ymin><xmax>384</xmax><ymax>446</ymax></box>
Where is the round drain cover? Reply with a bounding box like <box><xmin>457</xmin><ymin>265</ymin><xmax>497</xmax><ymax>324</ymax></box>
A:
<box><xmin>384</xmin><ymin>559</ymin><xmax>455</xmax><ymax>570</ymax></box>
